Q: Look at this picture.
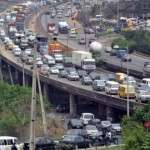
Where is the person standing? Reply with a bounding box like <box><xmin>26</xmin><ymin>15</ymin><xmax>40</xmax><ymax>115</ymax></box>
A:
<box><xmin>11</xmin><ymin>143</ymin><xmax>17</xmax><ymax>150</ymax></box>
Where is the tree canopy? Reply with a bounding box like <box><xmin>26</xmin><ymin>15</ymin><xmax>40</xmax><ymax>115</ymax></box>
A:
<box><xmin>0</xmin><ymin>83</ymin><xmax>50</xmax><ymax>138</ymax></box>
<box><xmin>122</xmin><ymin>104</ymin><xmax>150</xmax><ymax>150</ymax></box>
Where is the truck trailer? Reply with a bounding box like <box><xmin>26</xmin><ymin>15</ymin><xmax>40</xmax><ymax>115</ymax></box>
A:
<box><xmin>72</xmin><ymin>51</ymin><xmax>96</xmax><ymax>71</ymax></box>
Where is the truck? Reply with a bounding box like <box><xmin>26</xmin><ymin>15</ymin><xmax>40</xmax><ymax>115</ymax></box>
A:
<box><xmin>143</xmin><ymin>61</ymin><xmax>150</xmax><ymax>77</ymax></box>
<box><xmin>16</xmin><ymin>22</ymin><xmax>24</xmax><ymax>31</ymax></box>
<box><xmin>48</xmin><ymin>43</ymin><xmax>61</xmax><ymax>56</ymax></box>
<box><xmin>89</xmin><ymin>41</ymin><xmax>102</xmax><ymax>52</ymax></box>
<box><xmin>72</xmin><ymin>51</ymin><xmax>96</xmax><ymax>71</ymax></box>
<box><xmin>47</xmin><ymin>23</ymin><xmax>56</xmax><ymax>32</ymax></box>
<box><xmin>36</xmin><ymin>35</ymin><xmax>48</xmax><ymax>50</ymax></box>
<box><xmin>58</xmin><ymin>21</ymin><xmax>70</xmax><ymax>34</ymax></box>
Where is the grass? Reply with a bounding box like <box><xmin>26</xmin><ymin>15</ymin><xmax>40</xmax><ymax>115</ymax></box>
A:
<box><xmin>97</xmin><ymin>146</ymin><xmax>123</xmax><ymax>150</ymax></box>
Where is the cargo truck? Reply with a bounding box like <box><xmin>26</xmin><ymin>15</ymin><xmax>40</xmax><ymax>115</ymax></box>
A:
<box><xmin>48</xmin><ymin>43</ymin><xmax>61</xmax><ymax>56</ymax></box>
<box><xmin>72</xmin><ymin>51</ymin><xmax>96</xmax><ymax>71</ymax></box>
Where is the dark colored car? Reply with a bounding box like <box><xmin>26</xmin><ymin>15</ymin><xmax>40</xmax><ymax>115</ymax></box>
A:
<box><xmin>67</xmin><ymin>119</ymin><xmax>83</xmax><ymax>129</ymax></box>
<box><xmin>88</xmin><ymin>119</ymin><xmax>101</xmax><ymax>125</ymax></box>
<box><xmin>92</xmin><ymin>80</ymin><xmax>106</xmax><ymax>91</ymax></box>
<box><xmin>116</xmin><ymin>50</ymin><xmax>127</xmax><ymax>58</ymax></box>
<box><xmin>89</xmin><ymin>72</ymin><xmax>99</xmax><ymax>80</ymax></box>
<box><xmin>98</xmin><ymin>74</ymin><xmax>109</xmax><ymax>81</ymax></box>
<box><xmin>81</xmin><ymin>76</ymin><xmax>92</xmax><ymax>85</ymax></box>
<box><xmin>77</xmin><ymin>69</ymin><xmax>87</xmax><ymax>78</ymax></box>
<box><xmin>56</xmin><ymin>104</ymin><xmax>69</xmax><ymax>113</ymax></box>
<box><xmin>60</xmin><ymin>135</ymin><xmax>92</xmax><ymax>149</ymax></box>
<box><xmin>84</xmin><ymin>27</ymin><xmax>94</xmax><ymax>34</ymax></box>
<box><xmin>58</xmin><ymin>70</ymin><xmax>68</xmax><ymax>78</ymax></box>
<box><xmin>110</xmin><ymin>50</ymin><xmax>117</xmax><ymax>56</ymax></box>
<box><xmin>65</xmin><ymin>67</ymin><xmax>76</xmax><ymax>74</ymax></box>
<box><xmin>23</xmin><ymin>137</ymin><xmax>56</xmax><ymax>150</ymax></box>
<box><xmin>88</xmin><ymin>38</ymin><xmax>95</xmax><ymax>45</ymax></box>
<box><xmin>20</xmin><ymin>52</ymin><xmax>28</xmax><ymax>62</ymax></box>
<box><xmin>26</xmin><ymin>56</ymin><xmax>33</xmax><ymax>65</ymax></box>
<box><xmin>107</xmin><ymin>74</ymin><xmax>115</xmax><ymax>81</ymax></box>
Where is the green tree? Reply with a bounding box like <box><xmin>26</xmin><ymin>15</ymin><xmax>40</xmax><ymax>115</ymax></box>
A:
<box><xmin>122</xmin><ymin>104</ymin><xmax>150</xmax><ymax>150</ymax></box>
<box><xmin>0</xmin><ymin>83</ymin><xmax>50</xmax><ymax>138</ymax></box>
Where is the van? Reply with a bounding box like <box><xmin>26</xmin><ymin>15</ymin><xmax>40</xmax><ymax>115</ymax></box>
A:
<box><xmin>0</xmin><ymin>136</ymin><xmax>22</xmax><ymax>150</ymax></box>
<box><xmin>142</xmin><ymin>78</ymin><xmax>150</xmax><ymax>87</ymax></box>
<box><xmin>42</xmin><ymin>55</ymin><xmax>55</xmax><ymax>66</ymax></box>
<box><xmin>115</xmin><ymin>72</ymin><xmax>126</xmax><ymax>83</ymax></box>
<box><xmin>105</xmin><ymin>81</ymin><xmax>119</xmax><ymax>94</ymax></box>
<box><xmin>80</xmin><ymin>113</ymin><xmax>95</xmax><ymax>125</ymax></box>
<box><xmin>118</xmin><ymin>84</ymin><xmax>135</xmax><ymax>99</ymax></box>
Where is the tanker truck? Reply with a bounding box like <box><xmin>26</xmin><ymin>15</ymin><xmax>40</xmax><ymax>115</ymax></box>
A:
<box><xmin>89</xmin><ymin>41</ymin><xmax>102</xmax><ymax>52</ymax></box>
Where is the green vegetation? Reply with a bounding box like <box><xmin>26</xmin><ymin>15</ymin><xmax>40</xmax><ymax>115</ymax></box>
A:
<box><xmin>0</xmin><ymin>83</ymin><xmax>51</xmax><ymax>139</ymax></box>
<box><xmin>0</xmin><ymin>6</ymin><xmax>4</xmax><ymax>12</ymax></box>
<box><xmin>122</xmin><ymin>104</ymin><xmax>150</xmax><ymax>150</ymax></box>
<box><xmin>97</xmin><ymin>146</ymin><xmax>122</xmax><ymax>150</ymax></box>
<box><xmin>91</xmin><ymin>51</ymin><xmax>106</xmax><ymax>69</ymax></box>
<box><xmin>112</xmin><ymin>30</ymin><xmax>150</xmax><ymax>55</ymax></box>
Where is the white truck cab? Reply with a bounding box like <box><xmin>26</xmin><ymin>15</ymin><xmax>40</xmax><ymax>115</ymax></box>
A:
<box><xmin>80</xmin><ymin>113</ymin><xmax>95</xmax><ymax>125</ymax></box>
<box><xmin>142</xmin><ymin>78</ymin><xmax>150</xmax><ymax>87</ymax></box>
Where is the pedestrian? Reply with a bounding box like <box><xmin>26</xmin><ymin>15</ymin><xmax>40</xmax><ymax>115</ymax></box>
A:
<box><xmin>11</xmin><ymin>143</ymin><xmax>17</xmax><ymax>150</ymax></box>
<box><xmin>107</xmin><ymin>130</ymin><xmax>112</xmax><ymax>139</ymax></box>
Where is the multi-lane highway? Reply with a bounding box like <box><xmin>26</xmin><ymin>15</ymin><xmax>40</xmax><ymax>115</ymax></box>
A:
<box><xmin>40</xmin><ymin>4</ymin><xmax>149</xmax><ymax>73</ymax></box>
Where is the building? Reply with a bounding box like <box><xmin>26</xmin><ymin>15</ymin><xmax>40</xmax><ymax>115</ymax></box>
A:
<box><xmin>118</xmin><ymin>0</ymin><xmax>150</xmax><ymax>18</ymax></box>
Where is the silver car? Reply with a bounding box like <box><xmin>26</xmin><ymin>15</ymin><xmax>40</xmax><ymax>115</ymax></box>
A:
<box><xmin>67</xmin><ymin>72</ymin><xmax>80</xmax><ymax>81</ymax></box>
<box><xmin>135</xmin><ymin>90</ymin><xmax>150</xmax><ymax>103</ymax></box>
<box><xmin>49</xmin><ymin>67</ymin><xmax>59</xmax><ymax>74</ymax></box>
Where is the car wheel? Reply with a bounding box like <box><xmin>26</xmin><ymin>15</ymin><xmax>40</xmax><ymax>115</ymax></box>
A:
<box><xmin>88</xmin><ymin>143</ymin><xmax>92</xmax><ymax>148</ymax></box>
<box><xmin>75</xmin><ymin>145</ymin><xmax>78</xmax><ymax>149</ymax></box>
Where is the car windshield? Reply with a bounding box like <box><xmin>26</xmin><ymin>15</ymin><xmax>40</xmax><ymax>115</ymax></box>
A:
<box><xmin>97</xmin><ymin>80</ymin><xmax>105</xmax><ymax>85</ymax></box>
<box><xmin>51</xmin><ymin>67</ymin><xmax>58</xmax><ymax>70</ymax></box>
<box><xmin>125</xmin><ymin>87</ymin><xmax>135</xmax><ymax>92</ymax></box>
<box><xmin>102</xmin><ymin>121</ymin><xmax>111</xmax><ymax>126</ymax></box>
<box><xmin>86</xmin><ymin>125</ymin><xmax>97</xmax><ymax>130</ymax></box>
<box><xmin>63</xmin><ymin>136</ymin><xmax>75</xmax><ymax>141</ymax></box>
<box><xmin>70</xmin><ymin>73</ymin><xmax>78</xmax><ymax>76</ymax></box>
<box><xmin>112</xmin><ymin>124</ymin><xmax>120</xmax><ymax>127</ymax></box>
<box><xmin>42</xmin><ymin>65</ymin><xmax>49</xmax><ymax>69</ymax></box>
<box><xmin>140</xmin><ymin>91</ymin><xmax>150</xmax><ymax>95</ymax></box>
<box><xmin>85</xmin><ymin>77</ymin><xmax>91</xmax><ymax>81</ymax></box>
<box><xmin>84</xmin><ymin>61</ymin><xmax>95</xmax><ymax>65</ymax></box>
<box><xmin>84</xmin><ymin>114</ymin><xmax>94</xmax><ymax>119</ymax></box>
<box><xmin>111</xmin><ymin>84</ymin><xmax>119</xmax><ymax>88</ymax></box>
<box><xmin>72</xmin><ymin>119</ymin><xmax>81</xmax><ymax>124</ymax></box>
<box><xmin>139</xmin><ymin>84</ymin><xmax>149</xmax><ymax>89</ymax></box>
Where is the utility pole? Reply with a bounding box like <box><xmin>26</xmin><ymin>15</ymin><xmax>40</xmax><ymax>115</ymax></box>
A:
<box><xmin>22</xmin><ymin>61</ymin><xmax>25</xmax><ymax>86</ymax></box>
<box><xmin>117</xmin><ymin>0</ymin><xmax>119</xmax><ymax>27</ymax></box>
<box><xmin>29</xmin><ymin>39</ymin><xmax>37</xmax><ymax>150</ymax></box>
<box><xmin>127</xmin><ymin>45</ymin><xmax>129</xmax><ymax>116</ymax></box>
<box><xmin>8</xmin><ymin>65</ymin><xmax>14</xmax><ymax>85</ymax></box>
<box><xmin>37</xmin><ymin>72</ymin><xmax>48</xmax><ymax>136</ymax></box>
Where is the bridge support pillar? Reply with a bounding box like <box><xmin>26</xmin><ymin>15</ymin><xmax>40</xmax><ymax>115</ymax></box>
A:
<box><xmin>15</xmin><ymin>69</ymin><xmax>19</xmax><ymax>81</ymax></box>
<box><xmin>106</xmin><ymin>106</ymin><xmax>116</xmax><ymax>122</ymax></box>
<box><xmin>44</xmin><ymin>83</ymin><xmax>50</xmax><ymax>101</ymax></box>
<box><xmin>70</xmin><ymin>94</ymin><xmax>76</xmax><ymax>117</ymax></box>
<box><xmin>98</xmin><ymin>103</ymin><xmax>107</xmax><ymax>120</ymax></box>
<box><xmin>26</xmin><ymin>75</ymin><xmax>32</xmax><ymax>87</ymax></box>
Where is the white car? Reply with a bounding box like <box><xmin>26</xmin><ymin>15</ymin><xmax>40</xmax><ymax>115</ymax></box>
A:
<box><xmin>83</xmin><ymin>125</ymin><xmax>100</xmax><ymax>136</ymax></box>
<box><xmin>54</xmin><ymin>63</ymin><xmax>64</xmax><ymax>70</ymax></box>
<box><xmin>49</xmin><ymin>67</ymin><xmax>59</xmax><ymax>74</ymax></box>
<box><xmin>80</xmin><ymin>113</ymin><xmax>95</xmax><ymax>125</ymax></box>
<box><xmin>13</xmin><ymin>48</ymin><xmax>21</xmax><ymax>56</ymax></box>
<box><xmin>67</xmin><ymin>72</ymin><xmax>79</xmax><ymax>81</ymax></box>
<box><xmin>136</xmin><ymin>90</ymin><xmax>150</xmax><ymax>103</ymax></box>
<box><xmin>25</xmin><ymin>48</ymin><xmax>32</xmax><ymax>55</ymax></box>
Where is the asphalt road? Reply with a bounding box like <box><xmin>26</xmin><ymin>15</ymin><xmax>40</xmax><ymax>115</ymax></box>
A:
<box><xmin>40</xmin><ymin>4</ymin><xmax>149</xmax><ymax>73</ymax></box>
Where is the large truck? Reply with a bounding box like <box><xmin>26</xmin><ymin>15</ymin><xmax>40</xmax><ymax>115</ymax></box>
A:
<box><xmin>58</xmin><ymin>21</ymin><xmax>70</xmax><ymax>34</ymax></box>
<box><xmin>89</xmin><ymin>41</ymin><xmax>102</xmax><ymax>52</ymax></box>
<box><xmin>48</xmin><ymin>43</ymin><xmax>61</xmax><ymax>56</ymax></box>
<box><xmin>143</xmin><ymin>61</ymin><xmax>150</xmax><ymax>77</ymax></box>
<box><xmin>72</xmin><ymin>51</ymin><xmax>96</xmax><ymax>71</ymax></box>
